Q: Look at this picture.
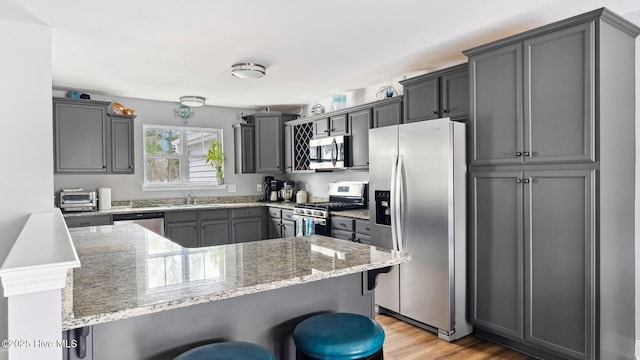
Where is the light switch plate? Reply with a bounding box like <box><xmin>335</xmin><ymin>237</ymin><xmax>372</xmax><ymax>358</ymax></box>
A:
<box><xmin>228</xmin><ymin>184</ymin><xmax>236</xmax><ymax>193</ymax></box>
<box><xmin>257</xmin><ymin>184</ymin><xmax>262</xmax><ymax>192</ymax></box>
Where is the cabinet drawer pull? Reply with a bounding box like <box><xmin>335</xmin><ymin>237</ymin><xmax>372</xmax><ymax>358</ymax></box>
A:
<box><xmin>523</xmin><ymin>178</ymin><xmax>530</xmax><ymax>184</ymax></box>
<box><xmin>524</xmin><ymin>151</ymin><xmax>531</xmax><ymax>157</ymax></box>
<box><xmin>339</xmin><ymin>223</ymin><xmax>347</xmax><ymax>226</ymax></box>
<box><xmin>515</xmin><ymin>152</ymin><xmax>522</xmax><ymax>157</ymax></box>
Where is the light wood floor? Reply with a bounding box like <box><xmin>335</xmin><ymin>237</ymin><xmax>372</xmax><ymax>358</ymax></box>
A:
<box><xmin>376</xmin><ymin>314</ymin><xmax>535</xmax><ymax>360</ymax></box>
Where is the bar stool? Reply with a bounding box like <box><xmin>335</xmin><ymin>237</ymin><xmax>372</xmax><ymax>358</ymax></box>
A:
<box><xmin>175</xmin><ymin>341</ymin><xmax>275</xmax><ymax>360</ymax></box>
<box><xmin>293</xmin><ymin>312</ymin><xmax>385</xmax><ymax>360</ymax></box>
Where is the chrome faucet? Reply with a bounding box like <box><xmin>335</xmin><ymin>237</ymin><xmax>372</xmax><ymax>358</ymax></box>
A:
<box><xmin>186</xmin><ymin>193</ymin><xmax>196</xmax><ymax>206</ymax></box>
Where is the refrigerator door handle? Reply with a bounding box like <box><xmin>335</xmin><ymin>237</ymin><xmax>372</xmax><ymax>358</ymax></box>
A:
<box><xmin>390</xmin><ymin>155</ymin><xmax>399</xmax><ymax>252</ymax></box>
<box><xmin>396</xmin><ymin>155</ymin><xmax>405</xmax><ymax>253</ymax></box>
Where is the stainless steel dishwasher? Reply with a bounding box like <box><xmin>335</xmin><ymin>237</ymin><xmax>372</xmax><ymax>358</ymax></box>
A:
<box><xmin>112</xmin><ymin>211</ymin><xmax>165</xmax><ymax>236</ymax></box>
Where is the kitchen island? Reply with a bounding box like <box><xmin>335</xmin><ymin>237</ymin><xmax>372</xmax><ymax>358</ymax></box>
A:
<box><xmin>62</xmin><ymin>223</ymin><xmax>406</xmax><ymax>359</ymax></box>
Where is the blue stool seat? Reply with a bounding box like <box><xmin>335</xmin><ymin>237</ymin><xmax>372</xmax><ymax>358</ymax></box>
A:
<box><xmin>175</xmin><ymin>341</ymin><xmax>275</xmax><ymax>360</ymax></box>
<box><xmin>293</xmin><ymin>313</ymin><xmax>385</xmax><ymax>360</ymax></box>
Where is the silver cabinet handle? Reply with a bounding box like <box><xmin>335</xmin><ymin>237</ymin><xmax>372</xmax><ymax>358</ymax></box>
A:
<box><xmin>523</xmin><ymin>178</ymin><xmax>530</xmax><ymax>184</ymax></box>
<box><xmin>524</xmin><ymin>151</ymin><xmax>531</xmax><ymax>157</ymax></box>
<box><xmin>515</xmin><ymin>152</ymin><xmax>522</xmax><ymax>157</ymax></box>
<box><xmin>516</xmin><ymin>179</ymin><xmax>522</xmax><ymax>184</ymax></box>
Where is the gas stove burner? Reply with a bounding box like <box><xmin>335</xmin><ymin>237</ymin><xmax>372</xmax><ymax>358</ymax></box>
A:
<box><xmin>294</xmin><ymin>181</ymin><xmax>367</xmax><ymax>219</ymax></box>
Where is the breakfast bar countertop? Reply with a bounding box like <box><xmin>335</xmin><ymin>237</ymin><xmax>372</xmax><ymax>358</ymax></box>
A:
<box><xmin>61</xmin><ymin>223</ymin><xmax>407</xmax><ymax>330</ymax></box>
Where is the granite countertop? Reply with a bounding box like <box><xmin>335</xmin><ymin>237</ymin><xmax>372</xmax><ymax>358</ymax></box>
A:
<box><xmin>61</xmin><ymin>223</ymin><xmax>407</xmax><ymax>330</ymax></box>
<box><xmin>62</xmin><ymin>201</ymin><xmax>370</xmax><ymax>220</ymax></box>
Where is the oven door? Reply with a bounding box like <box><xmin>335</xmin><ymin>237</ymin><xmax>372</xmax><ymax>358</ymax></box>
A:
<box><xmin>309</xmin><ymin>136</ymin><xmax>349</xmax><ymax>170</ymax></box>
<box><xmin>293</xmin><ymin>215</ymin><xmax>330</xmax><ymax>236</ymax></box>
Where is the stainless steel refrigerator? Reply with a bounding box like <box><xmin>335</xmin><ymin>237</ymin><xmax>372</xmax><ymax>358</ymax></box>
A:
<box><xmin>369</xmin><ymin>118</ymin><xmax>472</xmax><ymax>341</ymax></box>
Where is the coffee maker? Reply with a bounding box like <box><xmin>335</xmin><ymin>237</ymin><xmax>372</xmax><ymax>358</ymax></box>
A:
<box><xmin>262</xmin><ymin>176</ymin><xmax>274</xmax><ymax>202</ymax></box>
<box><xmin>269</xmin><ymin>180</ymin><xmax>284</xmax><ymax>202</ymax></box>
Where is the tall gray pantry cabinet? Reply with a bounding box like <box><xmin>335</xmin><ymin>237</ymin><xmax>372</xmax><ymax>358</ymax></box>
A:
<box><xmin>464</xmin><ymin>8</ymin><xmax>639</xmax><ymax>360</ymax></box>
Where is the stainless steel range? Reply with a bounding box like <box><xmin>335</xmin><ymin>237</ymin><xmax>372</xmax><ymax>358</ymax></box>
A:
<box><xmin>294</xmin><ymin>182</ymin><xmax>367</xmax><ymax>236</ymax></box>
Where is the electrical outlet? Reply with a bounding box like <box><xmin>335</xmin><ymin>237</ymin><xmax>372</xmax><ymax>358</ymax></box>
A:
<box><xmin>257</xmin><ymin>184</ymin><xmax>262</xmax><ymax>192</ymax></box>
<box><xmin>305</xmin><ymin>184</ymin><xmax>310</xmax><ymax>192</ymax></box>
<box><xmin>228</xmin><ymin>184</ymin><xmax>236</xmax><ymax>193</ymax></box>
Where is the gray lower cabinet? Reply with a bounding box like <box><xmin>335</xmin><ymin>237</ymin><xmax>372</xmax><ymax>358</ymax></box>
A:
<box><xmin>268</xmin><ymin>208</ymin><xmax>296</xmax><ymax>238</ymax></box>
<box><xmin>165</xmin><ymin>211</ymin><xmax>200</xmax><ymax>248</ymax></box>
<box><xmin>471</xmin><ymin>169</ymin><xmax>594</xmax><ymax>359</ymax></box>
<box><xmin>231</xmin><ymin>208</ymin><xmax>265</xmax><ymax>243</ymax></box>
<box><xmin>64</xmin><ymin>214</ymin><xmax>113</xmax><ymax>228</ymax></box>
<box><xmin>330</xmin><ymin>216</ymin><xmax>371</xmax><ymax>244</ymax></box>
<box><xmin>372</xmin><ymin>97</ymin><xmax>403</xmax><ymax>128</ymax></box>
<box><xmin>348</xmin><ymin>109</ymin><xmax>371</xmax><ymax>169</ymax></box>
<box><xmin>54</xmin><ymin>98</ymin><xmax>135</xmax><ymax>174</ymax></box>
<box><xmin>165</xmin><ymin>209</ymin><xmax>231</xmax><ymax>248</ymax></box>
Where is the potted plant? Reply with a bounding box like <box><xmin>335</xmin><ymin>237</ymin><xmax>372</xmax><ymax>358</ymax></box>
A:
<box><xmin>205</xmin><ymin>140</ymin><xmax>224</xmax><ymax>184</ymax></box>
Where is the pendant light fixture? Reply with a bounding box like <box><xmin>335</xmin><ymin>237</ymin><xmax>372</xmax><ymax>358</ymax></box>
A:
<box><xmin>180</xmin><ymin>96</ymin><xmax>206</xmax><ymax>107</ymax></box>
<box><xmin>231</xmin><ymin>63</ymin><xmax>266</xmax><ymax>79</ymax></box>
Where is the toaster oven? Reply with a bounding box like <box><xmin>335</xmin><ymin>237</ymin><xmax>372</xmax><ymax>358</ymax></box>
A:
<box><xmin>59</xmin><ymin>189</ymin><xmax>97</xmax><ymax>212</ymax></box>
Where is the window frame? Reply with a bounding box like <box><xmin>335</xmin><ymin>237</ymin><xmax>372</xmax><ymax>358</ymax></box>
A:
<box><xmin>142</xmin><ymin>124</ymin><xmax>225</xmax><ymax>191</ymax></box>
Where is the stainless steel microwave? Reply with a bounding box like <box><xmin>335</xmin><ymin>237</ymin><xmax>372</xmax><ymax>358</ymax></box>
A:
<box><xmin>309</xmin><ymin>135</ymin><xmax>350</xmax><ymax>170</ymax></box>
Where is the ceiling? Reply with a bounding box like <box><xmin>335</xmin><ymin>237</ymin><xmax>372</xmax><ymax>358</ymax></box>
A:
<box><xmin>1</xmin><ymin>0</ymin><xmax>639</xmax><ymax>109</ymax></box>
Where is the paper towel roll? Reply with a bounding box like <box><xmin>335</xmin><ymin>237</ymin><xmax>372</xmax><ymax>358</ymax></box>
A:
<box><xmin>98</xmin><ymin>188</ymin><xmax>111</xmax><ymax>211</ymax></box>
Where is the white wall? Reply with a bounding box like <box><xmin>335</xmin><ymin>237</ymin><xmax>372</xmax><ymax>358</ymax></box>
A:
<box><xmin>52</xmin><ymin>91</ymin><xmax>269</xmax><ymax>200</ymax></box>
<box><xmin>0</xmin><ymin>18</ymin><xmax>53</xmax><ymax>343</ymax></box>
<box><xmin>624</xmin><ymin>8</ymin><xmax>640</xmax><ymax>358</ymax></box>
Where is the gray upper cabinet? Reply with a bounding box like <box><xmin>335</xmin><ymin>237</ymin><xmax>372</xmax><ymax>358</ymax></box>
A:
<box><xmin>348</xmin><ymin>108</ymin><xmax>371</xmax><ymax>169</ymax></box>
<box><xmin>54</xmin><ymin>98</ymin><xmax>135</xmax><ymax>174</ymax></box>
<box><xmin>468</xmin><ymin>44</ymin><xmax>523</xmax><ymax>165</ymax></box>
<box><xmin>401</xmin><ymin>64</ymin><xmax>468</xmax><ymax>123</ymax></box>
<box><xmin>110</xmin><ymin>115</ymin><xmax>134</xmax><ymax>174</ymax></box>
<box><xmin>468</xmin><ymin>22</ymin><xmax>595</xmax><ymax>166</ymax></box>
<box><xmin>523</xmin><ymin>23</ymin><xmax>594</xmax><ymax>164</ymax></box>
<box><xmin>235</xmin><ymin>113</ymin><xmax>297</xmax><ymax>174</ymax></box>
<box><xmin>255</xmin><ymin>114</ymin><xmax>283</xmax><ymax>173</ymax></box>
<box><xmin>403</xmin><ymin>77</ymin><xmax>439</xmax><ymax>123</ymax></box>
<box><xmin>372</xmin><ymin>97</ymin><xmax>403</xmax><ymax>128</ymax></box>
<box><xmin>233</xmin><ymin>123</ymin><xmax>255</xmax><ymax>174</ymax></box>
<box><xmin>54</xmin><ymin>99</ymin><xmax>108</xmax><ymax>173</ymax></box>
<box><xmin>313</xmin><ymin>114</ymin><xmax>348</xmax><ymax>138</ymax></box>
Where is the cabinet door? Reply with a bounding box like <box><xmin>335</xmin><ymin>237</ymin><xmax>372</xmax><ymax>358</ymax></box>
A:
<box><xmin>234</xmin><ymin>124</ymin><xmax>255</xmax><ymax>174</ymax></box>
<box><xmin>441</xmin><ymin>67</ymin><xmax>469</xmax><ymax>120</ymax></box>
<box><xmin>255</xmin><ymin>115</ymin><xmax>283</xmax><ymax>173</ymax></box>
<box><xmin>469</xmin><ymin>43</ymin><xmax>523</xmax><ymax>165</ymax></box>
<box><xmin>281</xmin><ymin>220</ymin><xmax>296</xmax><ymax>238</ymax></box>
<box><xmin>470</xmin><ymin>171</ymin><xmax>524</xmax><ymax>339</ymax></box>
<box><xmin>404</xmin><ymin>77</ymin><xmax>439</xmax><ymax>123</ymax></box>
<box><xmin>54</xmin><ymin>101</ymin><xmax>108</xmax><ymax>173</ymax></box>
<box><xmin>523</xmin><ymin>23</ymin><xmax>595</xmax><ymax>164</ymax></box>
<box><xmin>373</xmin><ymin>101</ymin><xmax>402</xmax><ymax>128</ymax></box>
<box><xmin>110</xmin><ymin>117</ymin><xmax>134</xmax><ymax>173</ymax></box>
<box><xmin>231</xmin><ymin>217</ymin><xmax>264</xmax><ymax>243</ymax></box>
<box><xmin>348</xmin><ymin>109</ymin><xmax>371</xmax><ymax>168</ymax></box>
<box><xmin>524</xmin><ymin>170</ymin><xmax>594</xmax><ymax>359</ymax></box>
<box><xmin>329</xmin><ymin>114</ymin><xmax>348</xmax><ymax>135</ymax></box>
<box><xmin>313</xmin><ymin>118</ymin><xmax>329</xmax><ymax>138</ymax></box>
<box><xmin>201</xmin><ymin>219</ymin><xmax>230</xmax><ymax>246</ymax></box>
<box><xmin>284</xmin><ymin>124</ymin><xmax>293</xmax><ymax>173</ymax></box>
<box><xmin>166</xmin><ymin>221</ymin><xmax>199</xmax><ymax>248</ymax></box>
<box><xmin>65</xmin><ymin>215</ymin><xmax>113</xmax><ymax>228</ymax></box>
<box><xmin>269</xmin><ymin>218</ymin><xmax>282</xmax><ymax>239</ymax></box>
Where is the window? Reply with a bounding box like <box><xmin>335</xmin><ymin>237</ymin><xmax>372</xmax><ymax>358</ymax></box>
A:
<box><xmin>143</xmin><ymin>125</ymin><xmax>223</xmax><ymax>186</ymax></box>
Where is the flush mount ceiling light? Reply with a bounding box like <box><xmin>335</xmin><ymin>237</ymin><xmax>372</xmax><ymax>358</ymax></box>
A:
<box><xmin>180</xmin><ymin>96</ymin><xmax>206</xmax><ymax>107</ymax></box>
<box><xmin>231</xmin><ymin>63</ymin><xmax>266</xmax><ymax>79</ymax></box>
